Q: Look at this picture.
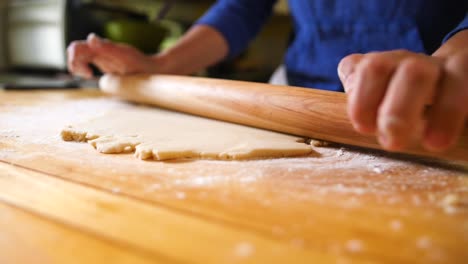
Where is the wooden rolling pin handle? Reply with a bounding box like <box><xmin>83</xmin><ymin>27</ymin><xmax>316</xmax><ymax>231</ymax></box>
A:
<box><xmin>100</xmin><ymin>74</ymin><xmax>468</xmax><ymax>162</ymax></box>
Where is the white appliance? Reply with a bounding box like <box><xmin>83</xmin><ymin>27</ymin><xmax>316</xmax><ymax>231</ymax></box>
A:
<box><xmin>7</xmin><ymin>0</ymin><xmax>68</xmax><ymax>70</ymax></box>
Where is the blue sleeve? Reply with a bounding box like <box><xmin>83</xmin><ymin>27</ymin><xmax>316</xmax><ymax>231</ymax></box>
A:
<box><xmin>443</xmin><ymin>13</ymin><xmax>468</xmax><ymax>42</ymax></box>
<box><xmin>195</xmin><ymin>0</ymin><xmax>278</xmax><ymax>59</ymax></box>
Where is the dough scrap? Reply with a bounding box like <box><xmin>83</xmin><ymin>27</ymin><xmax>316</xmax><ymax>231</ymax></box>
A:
<box><xmin>308</xmin><ymin>139</ymin><xmax>332</xmax><ymax>147</ymax></box>
<box><xmin>61</xmin><ymin>106</ymin><xmax>312</xmax><ymax>161</ymax></box>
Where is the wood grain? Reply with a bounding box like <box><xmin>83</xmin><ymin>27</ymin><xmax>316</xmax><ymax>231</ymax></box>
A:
<box><xmin>0</xmin><ymin>202</ymin><xmax>157</xmax><ymax>264</ymax></box>
<box><xmin>100</xmin><ymin>74</ymin><xmax>468</xmax><ymax>162</ymax></box>
<box><xmin>0</xmin><ymin>89</ymin><xmax>467</xmax><ymax>263</ymax></box>
<box><xmin>0</xmin><ymin>162</ymin><xmax>334</xmax><ymax>264</ymax></box>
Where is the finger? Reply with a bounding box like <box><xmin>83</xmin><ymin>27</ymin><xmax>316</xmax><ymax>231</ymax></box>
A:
<box><xmin>87</xmin><ymin>33</ymin><xmax>137</xmax><ymax>62</ymax></box>
<box><xmin>378</xmin><ymin>56</ymin><xmax>441</xmax><ymax>151</ymax></box>
<box><xmin>87</xmin><ymin>33</ymin><xmax>137</xmax><ymax>74</ymax></box>
<box><xmin>338</xmin><ymin>53</ymin><xmax>363</xmax><ymax>93</ymax></box>
<box><xmin>423</xmin><ymin>52</ymin><xmax>468</xmax><ymax>151</ymax></box>
<box><xmin>67</xmin><ymin>41</ymin><xmax>94</xmax><ymax>78</ymax></box>
<box><xmin>92</xmin><ymin>54</ymin><xmax>122</xmax><ymax>74</ymax></box>
<box><xmin>338</xmin><ymin>50</ymin><xmax>412</xmax><ymax>93</ymax></box>
<box><xmin>347</xmin><ymin>53</ymin><xmax>398</xmax><ymax>134</ymax></box>
<box><xmin>92</xmin><ymin>56</ymin><xmax>122</xmax><ymax>74</ymax></box>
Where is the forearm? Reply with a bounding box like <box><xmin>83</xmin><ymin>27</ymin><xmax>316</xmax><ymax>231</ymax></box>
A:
<box><xmin>152</xmin><ymin>25</ymin><xmax>228</xmax><ymax>75</ymax></box>
<box><xmin>433</xmin><ymin>29</ymin><xmax>468</xmax><ymax>59</ymax></box>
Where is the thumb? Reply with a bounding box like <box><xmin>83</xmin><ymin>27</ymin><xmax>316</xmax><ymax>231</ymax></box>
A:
<box><xmin>337</xmin><ymin>53</ymin><xmax>363</xmax><ymax>92</ymax></box>
<box><xmin>87</xmin><ymin>33</ymin><xmax>106</xmax><ymax>48</ymax></box>
<box><xmin>87</xmin><ymin>33</ymin><xmax>128</xmax><ymax>57</ymax></box>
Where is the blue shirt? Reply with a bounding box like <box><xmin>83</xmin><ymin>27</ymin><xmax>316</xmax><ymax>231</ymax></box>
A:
<box><xmin>197</xmin><ymin>0</ymin><xmax>468</xmax><ymax>91</ymax></box>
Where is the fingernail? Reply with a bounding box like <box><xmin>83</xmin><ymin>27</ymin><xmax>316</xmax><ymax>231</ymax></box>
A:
<box><xmin>337</xmin><ymin>63</ymin><xmax>346</xmax><ymax>81</ymax></box>
<box><xmin>351</xmin><ymin>122</ymin><xmax>362</xmax><ymax>133</ymax></box>
<box><xmin>378</xmin><ymin>133</ymin><xmax>389</xmax><ymax>147</ymax></box>
<box><xmin>378</xmin><ymin>131</ymin><xmax>402</xmax><ymax>151</ymax></box>
<box><xmin>352</xmin><ymin>121</ymin><xmax>375</xmax><ymax>135</ymax></box>
<box><xmin>423</xmin><ymin>130</ymin><xmax>451</xmax><ymax>152</ymax></box>
<box><xmin>87</xmin><ymin>33</ymin><xmax>102</xmax><ymax>47</ymax></box>
<box><xmin>377</xmin><ymin>116</ymin><xmax>405</xmax><ymax>150</ymax></box>
<box><xmin>344</xmin><ymin>73</ymin><xmax>355</xmax><ymax>93</ymax></box>
<box><xmin>87</xmin><ymin>33</ymin><xmax>96</xmax><ymax>41</ymax></box>
<box><xmin>338</xmin><ymin>60</ymin><xmax>353</xmax><ymax>81</ymax></box>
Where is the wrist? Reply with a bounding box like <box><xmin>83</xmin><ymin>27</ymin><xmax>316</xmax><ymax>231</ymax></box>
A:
<box><xmin>151</xmin><ymin>46</ymin><xmax>195</xmax><ymax>75</ymax></box>
<box><xmin>147</xmin><ymin>52</ymin><xmax>174</xmax><ymax>74</ymax></box>
<box><xmin>433</xmin><ymin>29</ymin><xmax>468</xmax><ymax>59</ymax></box>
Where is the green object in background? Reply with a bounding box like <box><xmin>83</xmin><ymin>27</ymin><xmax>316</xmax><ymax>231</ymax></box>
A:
<box><xmin>158</xmin><ymin>20</ymin><xmax>184</xmax><ymax>51</ymax></box>
<box><xmin>104</xmin><ymin>19</ymin><xmax>169</xmax><ymax>54</ymax></box>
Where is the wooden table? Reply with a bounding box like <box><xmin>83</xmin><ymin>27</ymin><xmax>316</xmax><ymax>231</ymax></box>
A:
<box><xmin>0</xmin><ymin>89</ymin><xmax>467</xmax><ymax>264</ymax></box>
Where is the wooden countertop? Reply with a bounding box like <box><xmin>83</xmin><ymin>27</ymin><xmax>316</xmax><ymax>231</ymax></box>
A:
<box><xmin>0</xmin><ymin>89</ymin><xmax>467</xmax><ymax>264</ymax></box>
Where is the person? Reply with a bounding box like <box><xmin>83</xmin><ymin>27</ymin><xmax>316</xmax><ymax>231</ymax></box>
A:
<box><xmin>67</xmin><ymin>0</ymin><xmax>468</xmax><ymax>154</ymax></box>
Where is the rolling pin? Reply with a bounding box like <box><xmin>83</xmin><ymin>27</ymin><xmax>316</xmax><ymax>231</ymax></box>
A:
<box><xmin>99</xmin><ymin>74</ymin><xmax>468</xmax><ymax>162</ymax></box>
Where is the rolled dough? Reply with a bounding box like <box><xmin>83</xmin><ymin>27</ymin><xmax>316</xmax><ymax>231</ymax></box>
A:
<box><xmin>61</xmin><ymin>106</ymin><xmax>312</xmax><ymax>161</ymax></box>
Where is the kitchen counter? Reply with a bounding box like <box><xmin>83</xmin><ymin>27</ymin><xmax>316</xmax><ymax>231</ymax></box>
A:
<box><xmin>0</xmin><ymin>89</ymin><xmax>467</xmax><ymax>263</ymax></box>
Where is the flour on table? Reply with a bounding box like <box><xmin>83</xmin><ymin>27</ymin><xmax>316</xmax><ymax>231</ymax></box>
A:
<box><xmin>61</xmin><ymin>106</ymin><xmax>312</xmax><ymax>161</ymax></box>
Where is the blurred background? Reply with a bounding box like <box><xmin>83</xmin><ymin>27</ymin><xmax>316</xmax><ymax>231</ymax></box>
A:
<box><xmin>0</xmin><ymin>0</ymin><xmax>291</xmax><ymax>88</ymax></box>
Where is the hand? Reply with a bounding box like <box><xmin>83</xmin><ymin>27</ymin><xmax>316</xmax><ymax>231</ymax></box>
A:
<box><xmin>338</xmin><ymin>49</ymin><xmax>468</xmax><ymax>152</ymax></box>
<box><xmin>67</xmin><ymin>33</ymin><xmax>169</xmax><ymax>79</ymax></box>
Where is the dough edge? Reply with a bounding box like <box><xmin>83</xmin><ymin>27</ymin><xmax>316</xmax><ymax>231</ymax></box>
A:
<box><xmin>61</xmin><ymin>126</ymin><xmax>313</xmax><ymax>161</ymax></box>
